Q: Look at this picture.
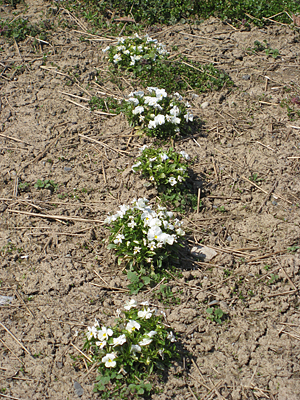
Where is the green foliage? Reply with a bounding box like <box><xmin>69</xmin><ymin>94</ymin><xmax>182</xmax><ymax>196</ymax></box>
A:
<box><xmin>268</xmin><ymin>274</ymin><xmax>279</xmax><ymax>285</ymax></box>
<box><xmin>0</xmin><ymin>18</ymin><xmax>44</xmax><ymax>43</ymax></box>
<box><xmin>249</xmin><ymin>173</ymin><xmax>263</xmax><ymax>183</ymax></box>
<box><xmin>154</xmin><ymin>284</ymin><xmax>180</xmax><ymax>305</ymax></box>
<box><xmin>84</xmin><ymin>301</ymin><xmax>178</xmax><ymax>398</ymax></box>
<box><xmin>280</xmin><ymin>98</ymin><xmax>300</xmax><ymax>121</ymax></box>
<box><xmin>89</xmin><ymin>96</ymin><xmax>124</xmax><ymax>113</ymax></box>
<box><xmin>62</xmin><ymin>0</ymin><xmax>300</xmax><ymax>26</ymax></box>
<box><xmin>0</xmin><ymin>0</ymin><xmax>22</xmax><ymax>6</ymax></box>
<box><xmin>206</xmin><ymin>307</ymin><xmax>228</xmax><ymax>324</ymax></box>
<box><xmin>132</xmin><ymin>146</ymin><xmax>197</xmax><ymax>211</ymax></box>
<box><xmin>18</xmin><ymin>182</ymin><xmax>30</xmax><ymax>191</ymax></box>
<box><xmin>247</xmin><ymin>40</ymin><xmax>279</xmax><ymax>58</ymax></box>
<box><xmin>34</xmin><ymin>179</ymin><xmax>58</xmax><ymax>192</ymax></box>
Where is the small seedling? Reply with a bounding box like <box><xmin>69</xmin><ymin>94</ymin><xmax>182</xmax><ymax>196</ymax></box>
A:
<box><xmin>34</xmin><ymin>179</ymin><xmax>58</xmax><ymax>192</ymax></box>
<box><xmin>18</xmin><ymin>182</ymin><xmax>30</xmax><ymax>191</ymax></box>
<box><xmin>268</xmin><ymin>274</ymin><xmax>279</xmax><ymax>285</ymax></box>
<box><xmin>206</xmin><ymin>307</ymin><xmax>227</xmax><ymax>324</ymax></box>
<box><xmin>287</xmin><ymin>245</ymin><xmax>299</xmax><ymax>253</ymax></box>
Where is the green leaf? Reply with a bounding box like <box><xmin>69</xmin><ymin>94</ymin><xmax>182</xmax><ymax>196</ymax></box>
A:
<box><xmin>141</xmin><ymin>276</ymin><xmax>151</xmax><ymax>285</ymax></box>
<box><xmin>206</xmin><ymin>308</ymin><xmax>214</xmax><ymax>315</ymax></box>
<box><xmin>127</xmin><ymin>271</ymin><xmax>139</xmax><ymax>283</ymax></box>
<box><xmin>107</xmin><ymin>243</ymin><xmax>117</xmax><ymax>249</ymax></box>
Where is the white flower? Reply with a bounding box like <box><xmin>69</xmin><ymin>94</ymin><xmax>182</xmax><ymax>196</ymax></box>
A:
<box><xmin>171</xmin><ymin>116</ymin><xmax>181</xmax><ymax>125</ymax></box>
<box><xmin>179</xmin><ymin>151</ymin><xmax>190</xmax><ymax>160</ymax></box>
<box><xmin>133</xmin><ymin>246</ymin><xmax>141</xmax><ymax>254</ymax></box>
<box><xmin>148</xmin><ymin>241</ymin><xmax>156</xmax><ymax>251</ymax></box>
<box><xmin>167</xmin><ymin>331</ymin><xmax>176</xmax><ymax>342</ymax></box>
<box><xmin>113</xmin><ymin>53</ymin><xmax>122</xmax><ymax>63</ymax></box>
<box><xmin>102</xmin><ymin>352</ymin><xmax>117</xmax><ymax>368</ymax></box>
<box><xmin>153</xmin><ymin>103</ymin><xmax>163</xmax><ymax>110</ymax></box>
<box><xmin>148</xmin><ymin>218</ymin><xmax>162</xmax><ymax>228</ymax></box>
<box><xmin>148</xmin><ymin>120</ymin><xmax>157</xmax><ymax>129</ymax></box>
<box><xmin>160</xmin><ymin>153</ymin><xmax>169</xmax><ymax>161</ymax></box>
<box><xmin>155</xmin><ymin>88</ymin><xmax>167</xmax><ymax>100</ymax></box>
<box><xmin>86</xmin><ymin>326</ymin><xmax>98</xmax><ymax>340</ymax></box>
<box><xmin>128</xmin><ymin>97</ymin><xmax>139</xmax><ymax>106</ymax></box>
<box><xmin>98</xmin><ymin>326</ymin><xmax>113</xmax><ymax>341</ymax></box>
<box><xmin>144</xmin><ymin>96</ymin><xmax>158</xmax><ymax>106</ymax></box>
<box><xmin>123</xmin><ymin>49</ymin><xmax>130</xmax><ymax>55</ymax></box>
<box><xmin>138</xmin><ymin>307</ymin><xmax>153</xmax><ymax>319</ymax></box>
<box><xmin>132</xmin><ymin>161</ymin><xmax>142</xmax><ymax>171</ymax></box>
<box><xmin>134</xmin><ymin>198</ymin><xmax>149</xmax><ymax>210</ymax></box>
<box><xmin>131</xmin><ymin>344</ymin><xmax>141</xmax><ymax>354</ymax></box>
<box><xmin>149</xmin><ymin>157</ymin><xmax>157</xmax><ymax>162</ymax></box>
<box><xmin>149</xmin><ymin>176</ymin><xmax>155</xmax><ymax>181</ymax></box>
<box><xmin>124</xmin><ymin>299</ymin><xmax>137</xmax><ymax>310</ymax></box>
<box><xmin>147</xmin><ymin>86</ymin><xmax>158</xmax><ymax>92</ymax></box>
<box><xmin>139</xmin><ymin>145</ymin><xmax>148</xmax><ymax>153</ymax></box>
<box><xmin>157</xmin><ymin>232</ymin><xmax>175</xmax><ymax>245</ymax></box>
<box><xmin>102</xmin><ymin>46</ymin><xmax>110</xmax><ymax>53</ymax></box>
<box><xmin>185</xmin><ymin>101</ymin><xmax>191</xmax><ymax>107</ymax></box>
<box><xmin>173</xmin><ymin>92</ymin><xmax>183</xmax><ymax>101</ymax></box>
<box><xmin>114</xmin><ymin>233</ymin><xmax>125</xmax><ymax>244</ymax></box>
<box><xmin>158</xmin><ymin>348</ymin><xmax>165</xmax><ymax>359</ymax></box>
<box><xmin>170</xmin><ymin>106</ymin><xmax>180</xmax><ymax>117</ymax></box>
<box><xmin>184</xmin><ymin>111</ymin><xmax>193</xmax><ymax>122</ymax></box>
<box><xmin>146</xmin><ymin>331</ymin><xmax>157</xmax><ymax>337</ymax></box>
<box><xmin>154</xmin><ymin>114</ymin><xmax>165</xmax><ymax>126</ymax></box>
<box><xmin>139</xmin><ymin>338</ymin><xmax>153</xmax><ymax>346</ymax></box>
<box><xmin>96</xmin><ymin>340</ymin><xmax>106</xmax><ymax>349</ymax></box>
<box><xmin>113</xmin><ymin>334</ymin><xmax>126</xmax><ymax>347</ymax></box>
<box><xmin>140</xmin><ymin>301</ymin><xmax>149</xmax><ymax>306</ymax></box>
<box><xmin>130</xmin><ymin>90</ymin><xmax>144</xmax><ymax>97</ymax></box>
<box><xmin>134</xmin><ymin>33</ymin><xmax>140</xmax><ymax>38</ymax></box>
<box><xmin>126</xmin><ymin>320</ymin><xmax>141</xmax><ymax>333</ymax></box>
<box><xmin>132</xmin><ymin>106</ymin><xmax>144</xmax><ymax>115</ymax></box>
<box><xmin>117</xmin><ymin>37</ymin><xmax>125</xmax><ymax>44</ymax></box>
<box><xmin>139</xmin><ymin>115</ymin><xmax>145</xmax><ymax>122</ymax></box>
<box><xmin>128</xmin><ymin>220</ymin><xmax>136</xmax><ymax>228</ymax></box>
<box><xmin>176</xmin><ymin>228</ymin><xmax>185</xmax><ymax>236</ymax></box>
<box><xmin>147</xmin><ymin>226</ymin><xmax>163</xmax><ymax>241</ymax></box>
<box><xmin>116</xmin><ymin>45</ymin><xmax>126</xmax><ymax>51</ymax></box>
<box><xmin>168</xmin><ymin>177</ymin><xmax>177</xmax><ymax>186</ymax></box>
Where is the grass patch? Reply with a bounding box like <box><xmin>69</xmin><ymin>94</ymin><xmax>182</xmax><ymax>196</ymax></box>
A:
<box><xmin>0</xmin><ymin>17</ymin><xmax>47</xmax><ymax>42</ymax></box>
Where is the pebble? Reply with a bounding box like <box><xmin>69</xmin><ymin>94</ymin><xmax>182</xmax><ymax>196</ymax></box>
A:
<box><xmin>208</xmin><ymin>300</ymin><xmax>219</xmax><ymax>306</ymax></box>
<box><xmin>226</xmin><ymin>236</ymin><xmax>233</xmax><ymax>242</ymax></box>
<box><xmin>242</xmin><ymin>74</ymin><xmax>250</xmax><ymax>80</ymax></box>
<box><xmin>0</xmin><ymin>296</ymin><xmax>14</xmax><ymax>305</ymax></box>
<box><xmin>201</xmin><ymin>101</ymin><xmax>210</xmax><ymax>109</ymax></box>
<box><xmin>74</xmin><ymin>381</ymin><xmax>84</xmax><ymax>397</ymax></box>
<box><xmin>64</xmin><ymin>167</ymin><xmax>72</xmax><ymax>172</ymax></box>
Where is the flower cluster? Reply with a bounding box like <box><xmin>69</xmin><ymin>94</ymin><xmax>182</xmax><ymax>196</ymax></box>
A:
<box><xmin>84</xmin><ymin>300</ymin><xmax>178</xmax><ymax>395</ymax></box>
<box><xmin>104</xmin><ymin>198</ymin><xmax>184</xmax><ymax>271</ymax></box>
<box><xmin>103</xmin><ymin>33</ymin><xmax>168</xmax><ymax>71</ymax></box>
<box><xmin>124</xmin><ymin>87</ymin><xmax>193</xmax><ymax>138</ymax></box>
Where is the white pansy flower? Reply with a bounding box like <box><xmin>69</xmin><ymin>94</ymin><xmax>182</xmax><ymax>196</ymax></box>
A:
<box><xmin>138</xmin><ymin>307</ymin><xmax>153</xmax><ymax>319</ymax></box>
<box><xmin>140</xmin><ymin>301</ymin><xmax>149</xmax><ymax>306</ymax></box>
<box><xmin>132</xmin><ymin>161</ymin><xmax>142</xmax><ymax>171</ymax></box>
<box><xmin>174</xmin><ymin>92</ymin><xmax>183</xmax><ymax>101</ymax></box>
<box><xmin>179</xmin><ymin>151</ymin><xmax>190</xmax><ymax>160</ymax></box>
<box><xmin>123</xmin><ymin>49</ymin><xmax>130</xmax><ymax>55</ymax></box>
<box><xmin>132</xmin><ymin>106</ymin><xmax>144</xmax><ymax>115</ymax></box>
<box><xmin>160</xmin><ymin>153</ymin><xmax>168</xmax><ymax>161</ymax></box>
<box><xmin>114</xmin><ymin>233</ymin><xmax>125</xmax><ymax>244</ymax></box>
<box><xmin>154</xmin><ymin>114</ymin><xmax>165</xmax><ymax>126</ymax></box>
<box><xmin>144</xmin><ymin>96</ymin><xmax>158</xmax><ymax>106</ymax></box>
<box><xmin>128</xmin><ymin>220</ymin><xmax>136</xmax><ymax>228</ymax></box>
<box><xmin>124</xmin><ymin>299</ymin><xmax>137</xmax><ymax>310</ymax></box>
<box><xmin>126</xmin><ymin>320</ymin><xmax>141</xmax><ymax>333</ymax></box>
<box><xmin>133</xmin><ymin>246</ymin><xmax>141</xmax><ymax>254</ymax></box>
<box><xmin>146</xmin><ymin>331</ymin><xmax>157</xmax><ymax>337</ymax></box>
<box><xmin>170</xmin><ymin>106</ymin><xmax>180</xmax><ymax>117</ymax></box>
<box><xmin>131</xmin><ymin>344</ymin><xmax>141</xmax><ymax>354</ymax></box>
<box><xmin>113</xmin><ymin>53</ymin><xmax>122</xmax><ymax>63</ymax></box>
<box><xmin>149</xmin><ymin>176</ymin><xmax>155</xmax><ymax>181</ymax></box>
<box><xmin>176</xmin><ymin>228</ymin><xmax>185</xmax><ymax>236</ymax></box>
<box><xmin>148</xmin><ymin>241</ymin><xmax>156</xmax><ymax>251</ymax></box>
<box><xmin>147</xmin><ymin>226</ymin><xmax>163</xmax><ymax>241</ymax></box>
<box><xmin>167</xmin><ymin>331</ymin><xmax>176</xmax><ymax>342</ymax></box>
<box><xmin>155</xmin><ymin>88</ymin><xmax>167</xmax><ymax>100</ymax></box>
<box><xmin>86</xmin><ymin>326</ymin><xmax>98</xmax><ymax>340</ymax></box>
<box><xmin>102</xmin><ymin>352</ymin><xmax>117</xmax><ymax>368</ymax></box>
<box><xmin>139</xmin><ymin>115</ymin><xmax>145</xmax><ymax>122</ymax></box>
<box><xmin>139</xmin><ymin>338</ymin><xmax>152</xmax><ymax>346</ymax></box>
<box><xmin>148</xmin><ymin>218</ymin><xmax>162</xmax><ymax>228</ymax></box>
<box><xmin>127</xmin><ymin>97</ymin><xmax>139</xmax><ymax>106</ymax></box>
<box><xmin>147</xmin><ymin>86</ymin><xmax>158</xmax><ymax>92</ymax></box>
<box><xmin>168</xmin><ymin>177</ymin><xmax>177</xmax><ymax>186</ymax></box>
<box><xmin>171</xmin><ymin>116</ymin><xmax>181</xmax><ymax>125</ymax></box>
<box><xmin>184</xmin><ymin>111</ymin><xmax>193</xmax><ymax>122</ymax></box>
<box><xmin>117</xmin><ymin>37</ymin><xmax>125</xmax><ymax>44</ymax></box>
<box><xmin>139</xmin><ymin>145</ymin><xmax>148</xmax><ymax>152</ymax></box>
<box><xmin>148</xmin><ymin>120</ymin><xmax>156</xmax><ymax>129</ymax></box>
<box><xmin>96</xmin><ymin>340</ymin><xmax>106</xmax><ymax>349</ymax></box>
<box><xmin>113</xmin><ymin>334</ymin><xmax>126</xmax><ymax>347</ymax></box>
<box><xmin>98</xmin><ymin>326</ymin><xmax>113</xmax><ymax>341</ymax></box>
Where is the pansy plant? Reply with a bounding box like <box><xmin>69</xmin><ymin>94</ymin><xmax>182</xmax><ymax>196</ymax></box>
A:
<box><xmin>132</xmin><ymin>146</ymin><xmax>197</xmax><ymax>211</ymax></box>
<box><xmin>124</xmin><ymin>87</ymin><xmax>194</xmax><ymax>138</ymax></box>
<box><xmin>104</xmin><ymin>198</ymin><xmax>184</xmax><ymax>274</ymax></box>
<box><xmin>84</xmin><ymin>300</ymin><xmax>178</xmax><ymax>397</ymax></box>
<box><xmin>103</xmin><ymin>33</ymin><xmax>168</xmax><ymax>74</ymax></box>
